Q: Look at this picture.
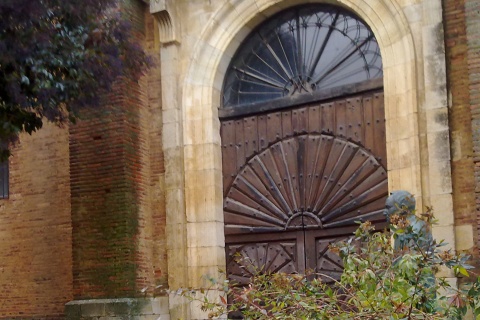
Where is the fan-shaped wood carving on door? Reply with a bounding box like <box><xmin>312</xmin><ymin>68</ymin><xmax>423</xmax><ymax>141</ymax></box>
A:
<box><xmin>221</xmin><ymin>92</ymin><xmax>388</xmax><ymax>284</ymax></box>
<box><xmin>224</xmin><ymin>134</ymin><xmax>387</xmax><ymax>233</ymax></box>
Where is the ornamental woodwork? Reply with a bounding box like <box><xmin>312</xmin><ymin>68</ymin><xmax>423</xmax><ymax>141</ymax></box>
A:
<box><xmin>221</xmin><ymin>91</ymin><xmax>388</xmax><ymax>283</ymax></box>
<box><xmin>220</xmin><ymin>4</ymin><xmax>386</xmax><ymax>284</ymax></box>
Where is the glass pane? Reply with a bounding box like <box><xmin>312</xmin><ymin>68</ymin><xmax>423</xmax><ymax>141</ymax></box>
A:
<box><xmin>222</xmin><ymin>4</ymin><xmax>382</xmax><ymax>108</ymax></box>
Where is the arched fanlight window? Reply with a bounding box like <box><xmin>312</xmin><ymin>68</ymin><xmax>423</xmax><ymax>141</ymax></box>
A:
<box><xmin>222</xmin><ymin>5</ymin><xmax>382</xmax><ymax>108</ymax></box>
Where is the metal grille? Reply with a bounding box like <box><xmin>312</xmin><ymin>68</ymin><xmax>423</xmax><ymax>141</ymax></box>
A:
<box><xmin>222</xmin><ymin>5</ymin><xmax>382</xmax><ymax>108</ymax></box>
<box><xmin>0</xmin><ymin>161</ymin><xmax>9</xmax><ymax>199</ymax></box>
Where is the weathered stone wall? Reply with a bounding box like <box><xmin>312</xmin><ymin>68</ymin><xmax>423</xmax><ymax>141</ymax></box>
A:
<box><xmin>0</xmin><ymin>124</ymin><xmax>72</xmax><ymax>319</ymax></box>
<box><xmin>157</xmin><ymin>0</ymin><xmax>456</xmax><ymax>318</ymax></box>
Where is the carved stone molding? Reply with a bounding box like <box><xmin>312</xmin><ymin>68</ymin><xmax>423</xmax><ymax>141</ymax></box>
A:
<box><xmin>150</xmin><ymin>0</ymin><xmax>178</xmax><ymax>44</ymax></box>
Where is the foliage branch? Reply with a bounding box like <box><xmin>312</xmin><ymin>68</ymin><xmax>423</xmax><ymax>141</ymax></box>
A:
<box><xmin>0</xmin><ymin>0</ymin><xmax>149</xmax><ymax>157</ymax></box>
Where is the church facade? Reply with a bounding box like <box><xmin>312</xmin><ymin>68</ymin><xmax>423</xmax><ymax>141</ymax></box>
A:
<box><xmin>0</xmin><ymin>0</ymin><xmax>479</xmax><ymax>319</ymax></box>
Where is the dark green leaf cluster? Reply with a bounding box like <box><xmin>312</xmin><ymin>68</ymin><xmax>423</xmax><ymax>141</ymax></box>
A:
<box><xmin>0</xmin><ymin>0</ymin><xmax>149</xmax><ymax>155</ymax></box>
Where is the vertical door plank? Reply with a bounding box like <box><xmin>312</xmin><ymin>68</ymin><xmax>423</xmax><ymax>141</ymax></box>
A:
<box><xmin>346</xmin><ymin>96</ymin><xmax>363</xmax><ymax>144</ymax></box>
<box><xmin>244</xmin><ymin>116</ymin><xmax>258</xmax><ymax>160</ymax></box>
<box><xmin>321</xmin><ymin>102</ymin><xmax>335</xmax><ymax>134</ymax></box>
<box><xmin>258</xmin><ymin>115</ymin><xmax>268</xmax><ymax>151</ymax></box>
<box><xmin>292</xmin><ymin>107</ymin><xmax>308</xmax><ymax>135</ymax></box>
<box><xmin>222</xmin><ymin>120</ymin><xmax>237</xmax><ymax>193</ymax></box>
<box><xmin>372</xmin><ymin>92</ymin><xmax>387</xmax><ymax>166</ymax></box>
<box><xmin>304</xmin><ymin>135</ymin><xmax>324</xmax><ymax>210</ymax></box>
<box><xmin>308</xmin><ymin>105</ymin><xmax>322</xmax><ymax>133</ymax></box>
<box><xmin>266</xmin><ymin>112</ymin><xmax>282</xmax><ymax>145</ymax></box>
<box><xmin>281</xmin><ymin>138</ymin><xmax>301</xmax><ymax>212</ymax></box>
<box><xmin>363</xmin><ymin>94</ymin><xmax>375</xmax><ymax>153</ymax></box>
<box><xmin>281</xmin><ymin>110</ymin><xmax>293</xmax><ymax>139</ymax></box>
<box><xmin>335</xmin><ymin>100</ymin><xmax>346</xmax><ymax>138</ymax></box>
<box><xmin>235</xmin><ymin>119</ymin><xmax>245</xmax><ymax>172</ymax></box>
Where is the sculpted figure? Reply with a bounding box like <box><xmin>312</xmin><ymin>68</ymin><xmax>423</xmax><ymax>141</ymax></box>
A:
<box><xmin>383</xmin><ymin>190</ymin><xmax>433</xmax><ymax>252</ymax></box>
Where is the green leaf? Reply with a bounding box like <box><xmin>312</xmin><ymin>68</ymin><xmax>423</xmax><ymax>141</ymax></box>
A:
<box><xmin>455</xmin><ymin>265</ymin><xmax>469</xmax><ymax>277</ymax></box>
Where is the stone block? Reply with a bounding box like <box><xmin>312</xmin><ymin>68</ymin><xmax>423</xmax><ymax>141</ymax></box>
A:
<box><xmin>187</xmin><ymin>246</ymin><xmax>226</xmax><ymax>267</ymax></box>
<box><xmin>432</xmin><ymin>225</ymin><xmax>456</xmax><ymax>252</ymax></box>
<box><xmin>105</xmin><ymin>301</ymin><xmax>131</xmax><ymax>316</ymax></box>
<box><xmin>65</xmin><ymin>302</ymin><xmax>82</xmax><ymax>319</ymax></box>
<box><xmin>166</xmin><ymin>223</ymin><xmax>187</xmax><ymax>250</ymax></box>
<box><xmin>185</xmin><ymin>185</ymin><xmax>223</xmax><ymax>223</ymax></box>
<box><xmin>427</xmin><ymin>130</ymin><xmax>451</xmax><ymax>162</ymax></box>
<box><xmin>425</xmin><ymin>108</ymin><xmax>449</xmax><ymax>133</ymax></box>
<box><xmin>186</xmin><ymin>221</ymin><xmax>224</xmax><ymax>247</ymax></box>
<box><xmin>402</xmin><ymin>3</ymin><xmax>422</xmax><ymax>23</ymax></box>
<box><xmin>151</xmin><ymin>297</ymin><xmax>170</xmax><ymax>315</ymax></box>
<box><xmin>428</xmin><ymin>160</ymin><xmax>453</xmax><ymax>195</ymax></box>
<box><xmin>188</xmin><ymin>266</ymin><xmax>225</xmax><ymax>288</ymax></box>
<box><xmin>429</xmin><ymin>194</ymin><xmax>454</xmax><ymax>226</ymax></box>
<box><xmin>81</xmin><ymin>301</ymin><xmax>106</xmax><ymax>317</ymax></box>
<box><xmin>455</xmin><ymin>224</ymin><xmax>474</xmax><ymax>251</ymax></box>
<box><xmin>163</xmin><ymin>123</ymin><xmax>182</xmax><ymax>149</ymax></box>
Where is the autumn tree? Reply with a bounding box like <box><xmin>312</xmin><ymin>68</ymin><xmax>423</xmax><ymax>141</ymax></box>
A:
<box><xmin>0</xmin><ymin>0</ymin><xmax>149</xmax><ymax>157</ymax></box>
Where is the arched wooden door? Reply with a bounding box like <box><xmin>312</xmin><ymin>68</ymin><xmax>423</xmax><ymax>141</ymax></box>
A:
<box><xmin>220</xmin><ymin>5</ymin><xmax>387</xmax><ymax>284</ymax></box>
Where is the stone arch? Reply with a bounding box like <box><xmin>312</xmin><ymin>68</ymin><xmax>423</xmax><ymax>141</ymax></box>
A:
<box><xmin>179</xmin><ymin>0</ymin><xmax>452</xmax><ymax>293</ymax></box>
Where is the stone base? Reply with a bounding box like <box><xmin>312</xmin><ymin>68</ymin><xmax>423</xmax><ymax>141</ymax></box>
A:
<box><xmin>65</xmin><ymin>297</ymin><xmax>170</xmax><ymax>320</ymax></box>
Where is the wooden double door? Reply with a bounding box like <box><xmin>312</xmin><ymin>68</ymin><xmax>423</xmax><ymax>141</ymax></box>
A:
<box><xmin>221</xmin><ymin>90</ymin><xmax>388</xmax><ymax>284</ymax></box>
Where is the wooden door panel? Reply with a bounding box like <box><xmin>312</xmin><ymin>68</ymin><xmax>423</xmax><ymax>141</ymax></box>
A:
<box><xmin>311</xmin><ymin>137</ymin><xmax>348</xmax><ymax>212</ymax></box>
<box><xmin>321</xmin><ymin>102</ymin><xmax>335</xmax><ymax>133</ymax></box>
<box><xmin>224</xmin><ymin>134</ymin><xmax>387</xmax><ymax>233</ymax></box>
<box><xmin>372</xmin><ymin>92</ymin><xmax>386</xmax><ymax>163</ymax></box>
<box><xmin>308</xmin><ymin>105</ymin><xmax>321</xmax><ymax>133</ymax></box>
<box><xmin>226</xmin><ymin>231</ymin><xmax>305</xmax><ymax>285</ymax></box>
<box><xmin>281</xmin><ymin>110</ymin><xmax>293</xmax><ymax>138</ymax></box>
<box><xmin>266</xmin><ymin>112</ymin><xmax>282</xmax><ymax>145</ymax></box>
<box><xmin>222</xmin><ymin>90</ymin><xmax>387</xmax><ymax>280</ymax></box>
<box><xmin>257</xmin><ymin>115</ymin><xmax>268</xmax><ymax>150</ymax></box>
<box><xmin>269</xmin><ymin>141</ymin><xmax>298</xmax><ymax>212</ymax></box>
<box><xmin>304</xmin><ymin>135</ymin><xmax>326</xmax><ymax>208</ymax></box>
<box><xmin>235</xmin><ymin>119</ymin><xmax>245</xmax><ymax>171</ymax></box>
<box><xmin>306</xmin><ymin>135</ymin><xmax>334</xmax><ymax>210</ymax></box>
<box><xmin>249</xmin><ymin>156</ymin><xmax>291</xmax><ymax>214</ymax></box>
<box><xmin>304</xmin><ymin>231</ymin><xmax>352</xmax><ymax>282</ymax></box>
<box><xmin>244</xmin><ymin>116</ymin><xmax>259</xmax><ymax>159</ymax></box>
<box><xmin>335</xmin><ymin>100</ymin><xmax>347</xmax><ymax>137</ymax></box>
<box><xmin>346</xmin><ymin>97</ymin><xmax>363</xmax><ymax>144</ymax></box>
<box><xmin>221</xmin><ymin>120</ymin><xmax>237</xmax><ymax>193</ymax></box>
<box><xmin>363</xmin><ymin>95</ymin><xmax>375</xmax><ymax>153</ymax></box>
<box><xmin>292</xmin><ymin>107</ymin><xmax>308</xmax><ymax>135</ymax></box>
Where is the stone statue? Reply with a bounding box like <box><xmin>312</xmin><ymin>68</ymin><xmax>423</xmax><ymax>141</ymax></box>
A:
<box><xmin>384</xmin><ymin>190</ymin><xmax>436</xmax><ymax>298</ymax></box>
<box><xmin>383</xmin><ymin>190</ymin><xmax>433</xmax><ymax>252</ymax></box>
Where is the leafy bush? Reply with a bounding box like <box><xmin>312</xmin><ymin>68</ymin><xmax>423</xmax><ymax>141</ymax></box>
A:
<box><xmin>184</xmin><ymin>206</ymin><xmax>480</xmax><ymax>319</ymax></box>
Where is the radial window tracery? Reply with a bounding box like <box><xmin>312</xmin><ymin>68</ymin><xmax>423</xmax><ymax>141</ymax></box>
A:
<box><xmin>222</xmin><ymin>5</ymin><xmax>382</xmax><ymax>108</ymax></box>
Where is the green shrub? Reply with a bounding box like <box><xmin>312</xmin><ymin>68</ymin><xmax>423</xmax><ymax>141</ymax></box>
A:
<box><xmin>184</xmin><ymin>207</ymin><xmax>480</xmax><ymax>319</ymax></box>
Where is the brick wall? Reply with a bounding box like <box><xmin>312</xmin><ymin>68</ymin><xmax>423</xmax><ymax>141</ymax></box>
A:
<box><xmin>0</xmin><ymin>1</ymin><xmax>165</xmax><ymax>318</ymax></box>
<box><xmin>465</xmin><ymin>0</ymin><xmax>480</xmax><ymax>258</ymax></box>
<box><xmin>0</xmin><ymin>124</ymin><xmax>72</xmax><ymax>319</ymax></box>
<box><xmin>70</xmin><ymin>0</ymin><xmax>166</xmax><ymax>300</ymax></box>
<box><xmin>442</xmin><ymin>0</ymin><xmax>478</xmax><ymax>261</ymax></box>
<box><xmin>143</xmin><ymin>11</ymin><xmax>168</xmax><ymax>293</ymax></box>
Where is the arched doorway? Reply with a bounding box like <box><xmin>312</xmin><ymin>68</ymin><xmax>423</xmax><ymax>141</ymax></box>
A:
<box><xmin>219</xmin><ymin>4</ymin><xmax>388</xmax><ymax>284</ymax></box>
